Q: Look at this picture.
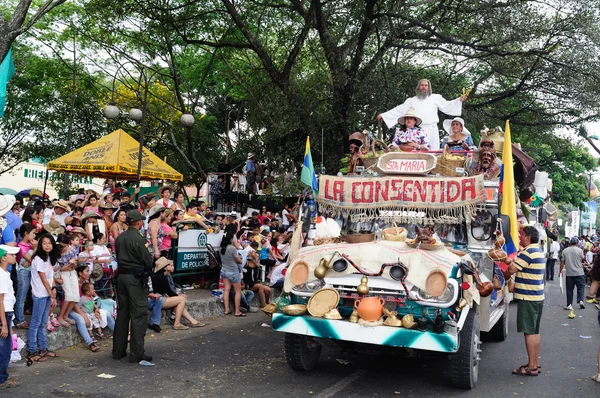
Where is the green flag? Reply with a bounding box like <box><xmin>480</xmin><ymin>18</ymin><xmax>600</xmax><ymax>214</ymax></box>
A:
<box><xmin>0</xmin><ymin>48</ymin><xmax>15</xmax><ymax>118</ymax></box>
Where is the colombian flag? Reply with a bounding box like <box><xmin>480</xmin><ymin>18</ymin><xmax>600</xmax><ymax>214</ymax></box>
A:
<box><xmin>300</xmin><ymin>136</ymin><xmax>319</xmax><ymax>197</ymax></box>
<box><xmin>0</xmin><ymin>48</ymin><xmax>15</xmax><ymax>118</ymax></box>
<box><xmin>499</xmin><ymin>120</ymin><xmax>519</xmax><ymax>260</ymax></box>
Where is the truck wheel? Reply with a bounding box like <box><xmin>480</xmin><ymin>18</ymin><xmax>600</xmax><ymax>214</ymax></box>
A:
<box><xmin>490</xmin><ymin>300</ymin><xmax>509</xmax><ymax>342</ymax></box>
<box><xmin>284</xmin><ymin>333</ymin><xmax>322</xmax><ymax>371</ymax></box>
<box><xmin>451</xmin><ymin>310</ymin><xmax>480</xmax><ymax>389</ymax></box>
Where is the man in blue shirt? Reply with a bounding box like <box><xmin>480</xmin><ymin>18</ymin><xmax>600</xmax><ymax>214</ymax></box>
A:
<box><xmin>245</xmin><ymin>153</ymin><xmax>257</xmax><ymax>195</ymax></box>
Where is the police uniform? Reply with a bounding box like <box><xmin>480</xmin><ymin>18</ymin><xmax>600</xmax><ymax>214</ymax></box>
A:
<box><xmin>112</xmin><ymin>210</ymin><xmax>154</xmax><ymax>363</ymax></box>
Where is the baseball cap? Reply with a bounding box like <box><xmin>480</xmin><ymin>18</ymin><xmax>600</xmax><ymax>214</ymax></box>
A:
<box><xmin>127</xmin><ymin>209</ymin><xmax>146</xmax><ymax>222</ymax></box>
<box><xmin>252</xmin><ymin>211</ymin><xmax>259</xmax><ymax>216</ymax></box>
<box><xmin>570</xmin><ymin>237</ymin><xmax>579</xmax><ymax>245</ymax></box>
<box><xmin>0</xmin><ymin>244</ymin><xmax>20</xmax><ymax>259</ymax></box>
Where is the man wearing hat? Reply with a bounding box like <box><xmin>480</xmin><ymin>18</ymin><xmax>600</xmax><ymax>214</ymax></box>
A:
<box><xmin>0</xmin><ymin>196</ymin><xmax>18</xmax><ymax>250</ymax></box>
<box><xmin>52</xmin><ymin>200</ymin><xmax>73</xmax><ymax>227</ymax></box>
<box><xmin>112</xmin><ymin>210</ymin><xmax>154</xmax><ymax>364</ymax></box>
<box><xmin>245</xmin><ymin>153</ymin><xmax>257</xmax><ymax>195</ymax></box>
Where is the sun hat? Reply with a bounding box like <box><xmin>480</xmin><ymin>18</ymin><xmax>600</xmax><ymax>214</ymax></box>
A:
<box><xmin>81</xmin><ymin>210</ymin><xmax>102</xmax><ymax>221</ymax></box>
<box><xmin>147</xmin><ymin>205</ymin><xmax>166</xmax><ymax>220</ymax></box>
<box><xmin>99</xmin><ymin>202</ymin><xmax>116</xmax><ymax>210</ymax></box>
<box><xmin>0</xmin><ymin>244</ymin><xmax>20</xmax><ymax>259</ymax></box>
<box><xmin>398</xmin><ymin>109</ymin><xmax>422</xmax><ymax>126</ymax></box>
<box><xmin>54</xmin><ymin>199</ymin><xmax>71</xmax><ymax>212</ymax></box>
<box><xmin>43</xmin><ymin>220</ymin><xmax>65</xmax><ymax>235</ymax></box>
<box><xmin>247</xmin><ymin>153</ymin><xmax>255</xmax><ymax>159</ymax></box>
<box><xmin>443</xmin><ymin>117</ymin><xmax>471</xmax><ymax>136</ymax></box>
<box><xmin>0</xmin><ymin>194</ymin><xmax>16</xmax><ymax>217</ymax></box>
<box><xmin>154</xmin><ymin>257</ymin><xmax>173</xmax><ymax>274</ymax></box>
<box><xmin>157</xmin><ymin>186</ymin><xmax>174</xmax><ymax>197</ymax></box>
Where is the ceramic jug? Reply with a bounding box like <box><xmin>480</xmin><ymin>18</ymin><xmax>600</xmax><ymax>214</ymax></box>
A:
<box><xmin>354</xmin><ymin>296</ymin><xmax>385</xmax><ymax>322</ymax></box>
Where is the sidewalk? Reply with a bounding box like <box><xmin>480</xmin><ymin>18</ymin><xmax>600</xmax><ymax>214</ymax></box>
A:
<box><xmin>13</xmin><ymin>288</ymin><xmax>225</xmax><ymax>356</ymax></box>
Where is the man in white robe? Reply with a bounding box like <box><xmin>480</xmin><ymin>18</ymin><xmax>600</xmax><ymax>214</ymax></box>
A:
<box><xmin>378</xmin><ymin>79</ymin><xmax>468</xmax><ymax>150</ymax></box>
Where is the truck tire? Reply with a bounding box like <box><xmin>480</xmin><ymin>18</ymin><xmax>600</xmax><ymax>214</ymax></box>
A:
<box><xmin>284</xmin><ymin>333</ymin><xmax>322</xmax><ymax>371</ymax></box>
<box><xmin>490</xmin><ymin>300</ymin><xmax>509</xmax><ymax>342</ymax></box>
<box><xmin>451</xmin><ymin>310</ymin><xmax>480</xmax><ymax>389</ymax></box>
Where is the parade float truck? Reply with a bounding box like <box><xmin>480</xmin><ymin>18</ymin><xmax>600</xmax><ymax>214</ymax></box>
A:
<box><xmin>270</xmin><ymin>151</ymin><xmax>511</xmax><ymax>390</ymax></box>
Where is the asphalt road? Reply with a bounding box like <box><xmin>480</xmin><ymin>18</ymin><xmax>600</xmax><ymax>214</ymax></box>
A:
<box><xmin>7</xmin><ymin>278</ymin><xmax>600</xmax><ymax>398</ymax></box>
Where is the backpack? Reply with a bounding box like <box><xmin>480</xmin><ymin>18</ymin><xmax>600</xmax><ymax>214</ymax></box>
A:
<box><xmin>206</xmin><ymin>244</ymin><xmax>221</xmax><ymax>270</ymax></box>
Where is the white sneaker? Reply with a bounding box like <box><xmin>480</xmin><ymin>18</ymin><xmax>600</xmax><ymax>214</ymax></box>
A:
<box><xmin>592</xmin><ymin>373</ymin><xmax>600</xmax><ymax>383</ymax></box>
<box><xmin>564</xmin><ymin>304</ymin><xmax>573</xmax><ymax>310</ymax></box>
<box><xmin>578</xmin><ymin>301</ymin><xmax>586</xmax><ymax>309</ymax></box>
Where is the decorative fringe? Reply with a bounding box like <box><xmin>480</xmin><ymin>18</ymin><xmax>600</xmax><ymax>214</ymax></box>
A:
<box><xmin>317</xmin><ymin>202</ymin><xmax>484</xmax><ymax>225</ymax></box>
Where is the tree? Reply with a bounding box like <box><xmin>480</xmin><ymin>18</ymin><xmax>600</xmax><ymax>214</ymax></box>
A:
<box><xmin>0</xmin><ymin>43</ymin><xmax>106</xmax><ymax>175</ymax></box>
<box><xmin>0</xmin><ymin>0</ymin><xmax>67</xmax><ymax>62</ymax></box>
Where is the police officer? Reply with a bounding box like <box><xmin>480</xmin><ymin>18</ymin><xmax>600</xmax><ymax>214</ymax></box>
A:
<box><xmin>112</xmin><ymin>209</ymin><xmax>154</xmax><ymax>363</ymax></box>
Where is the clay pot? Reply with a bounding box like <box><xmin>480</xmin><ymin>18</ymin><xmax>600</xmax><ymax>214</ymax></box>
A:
<box><xmin>354</xmin><ymin>296</ymin><xmax>385</xmax><ymax>322</ymax></box>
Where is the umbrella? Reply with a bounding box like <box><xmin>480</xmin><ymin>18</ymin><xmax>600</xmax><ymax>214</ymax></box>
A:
<box><xmin>17</xmin><ymin>189</ymin><xmax>49</xmax><ymax>198</ymax></box>
<box><xmin>0</xmin><ymin>188</ymin><xmax>18</xmax><ymax>195</ymax></box>
<box><xmin>46</xmin><ymin>129</ymin><xmax>183</xmax><ymax>181</ymax></box>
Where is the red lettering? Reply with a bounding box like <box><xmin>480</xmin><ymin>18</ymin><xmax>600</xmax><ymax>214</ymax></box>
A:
<box><xmin>447</xmin><ymin>180</ymin><xmax>461</xmax><ymax>202</ymax></box>
<box><xmin>413</xmin><ymin>180</ymin><xmax>428</xmax><ymax>203</ymax></box>
<box><xmin>376</xmin><ymin>180</ymin><xmax>389</xmax><ymax>202</ymax></box>
<box><xmin>404</xmin><ymin>180</ymin><xmax>413</xmax><ymax>202</ymax></box>
<box><xmin>390</xmin><ymin>179</ymin><xmax>403</xmax><ymax>201</ymax></box>
<box><xmin>362</xmin><ymin>181</ymin><xmax>374</xmax><ymax>203</ymax></box>
<box><xmin>324</xmin><ymin>179</ymin><xmax>334</xmax><ymax>200</ymax></box>
<box><xmin>427</xmin><ymin>181</ymin><xmax>439</xmax><ymax>202</ymax></box>
<box><xmin>440</xmin><ymin>180</ymin><xmax>445</xmax><ymax>203</ymax></box>
<box><xmin>333</xmin><ymin>181</ymin><xmax>344</xmax><ymax>202</ymax></box>
<box><xmin>461</xmin><ymin>178</ymin><xmax>476</xmax><ymax>201</ymax></box>
<box><xmin>351</xmin><ymin>182</ymin><xmax>361</xmax><ymax>203</ymax></box>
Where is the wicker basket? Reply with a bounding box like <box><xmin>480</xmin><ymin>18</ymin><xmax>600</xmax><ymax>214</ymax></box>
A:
<box><xmin>341</xmin><ymin>233</ymin><xmax>375</xmax><ymax>243</ymax></box>
<box><xmin>431</xmin><ymin>145</ymin><xmax>466</xmax><ymax>177</ymax></box>
<box><xmin>361</xmin><ymin>139</ymin><xmax>388</xmax><ymax>169</ymax></box>
<box><xmin>313</xmin><ymin>237</ymin><xmax>342</xmax><ymax>246</ymax></box>
<box><xmin>383</xmin><ymin>223</ymin><xmax>408</xmax><ymax>242</ymax></box>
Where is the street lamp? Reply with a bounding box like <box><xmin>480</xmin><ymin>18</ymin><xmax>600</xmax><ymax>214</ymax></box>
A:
<box><xmin>104</xmin><ymin>72</ymin><xmax>195</xmax><ymax>190</ymax></box>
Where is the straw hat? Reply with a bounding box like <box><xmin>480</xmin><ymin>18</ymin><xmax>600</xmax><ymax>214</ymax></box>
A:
<box><xmin>81</xmin><ymin>210</ymin><xmax>102</xmax><ymax>221</ymax></box>
<box><xmin>43</xmin><ymin>220</ymin><xmax>65</xmax><ymax>235</ymax></box>
<box><xmin>157</xmin><ymin>186</ymin><xmax>174</xmax><ymax>197</ymax></box>
<box><xmin>54</xmin><ymin>199</ymin><xmax>71</xmax><ymax>212</ymax></box>
<box><xmin>398</xmin><ymin>109</ymin><xmax>422</xmax><ymax>126</ymax></box>
<box><xmin>443</xmin><ymin>117</ymin><xmax>471</xmax><ymax>136</ymax></box>
<box><xmin>153</xmin><ymin>257</ymin><xmax>173</xmax><ymax>274</ymax></box>
<box><xmin>71</xmin><ymin>226</ymin><xmax>87</xmax><ymax>236</ymax></box>
<box><xmin>147</xmin><ymin>204</ymin><xmax>166</xmax><ymax>219</ymax></box>
<box><xmin>100</xmin><ymin>202</ymin><xmax>116</xmax><ymax>210</ymax></box>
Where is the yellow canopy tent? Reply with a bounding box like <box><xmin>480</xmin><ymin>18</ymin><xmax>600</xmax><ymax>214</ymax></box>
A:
<box><xmin>46</xmin><ymin>129</ymin><xmax>183</xmax><ymax>181</ymax></box>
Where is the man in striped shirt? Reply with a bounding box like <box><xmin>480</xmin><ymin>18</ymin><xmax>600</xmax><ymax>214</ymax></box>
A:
<box><xmin>506</xmin><ymin>226</ymin><xmax>545</xmax><ymax>376</ymax></box>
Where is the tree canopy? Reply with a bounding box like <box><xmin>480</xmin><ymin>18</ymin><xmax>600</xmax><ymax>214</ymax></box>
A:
<box><xmin>1</xmin><ymin>0</ymin><xmax>600</xmax><ymax>206</ymax></box>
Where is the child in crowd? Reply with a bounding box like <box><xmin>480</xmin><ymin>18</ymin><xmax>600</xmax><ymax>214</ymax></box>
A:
<box><xmin>78</xmin><ymin>242</ymin><xmax>95</xmax><ymax>273</ymax></box>
<box><xmin>79</xmin><ymin>283</ymin><xmax>108</xmax><ymax>339</ymax></box>
<box><xmin>55</xmin><ymin>234</ymin><xmax>80</xmax><ymax>327</ymax></box>
<box><xmin>14</xmin><ymin>223</ymin><xmax>37</xmax><ymax>329</ymax></box>
<box><xmin>28</xmin><ymin>234</ymin><xmax>60</xmax><ymax>364</ymax></box>
<box><xmin>0</xmin><ymin>245</ymin><xmax>20</xmax><ymax>388</ymax></box>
